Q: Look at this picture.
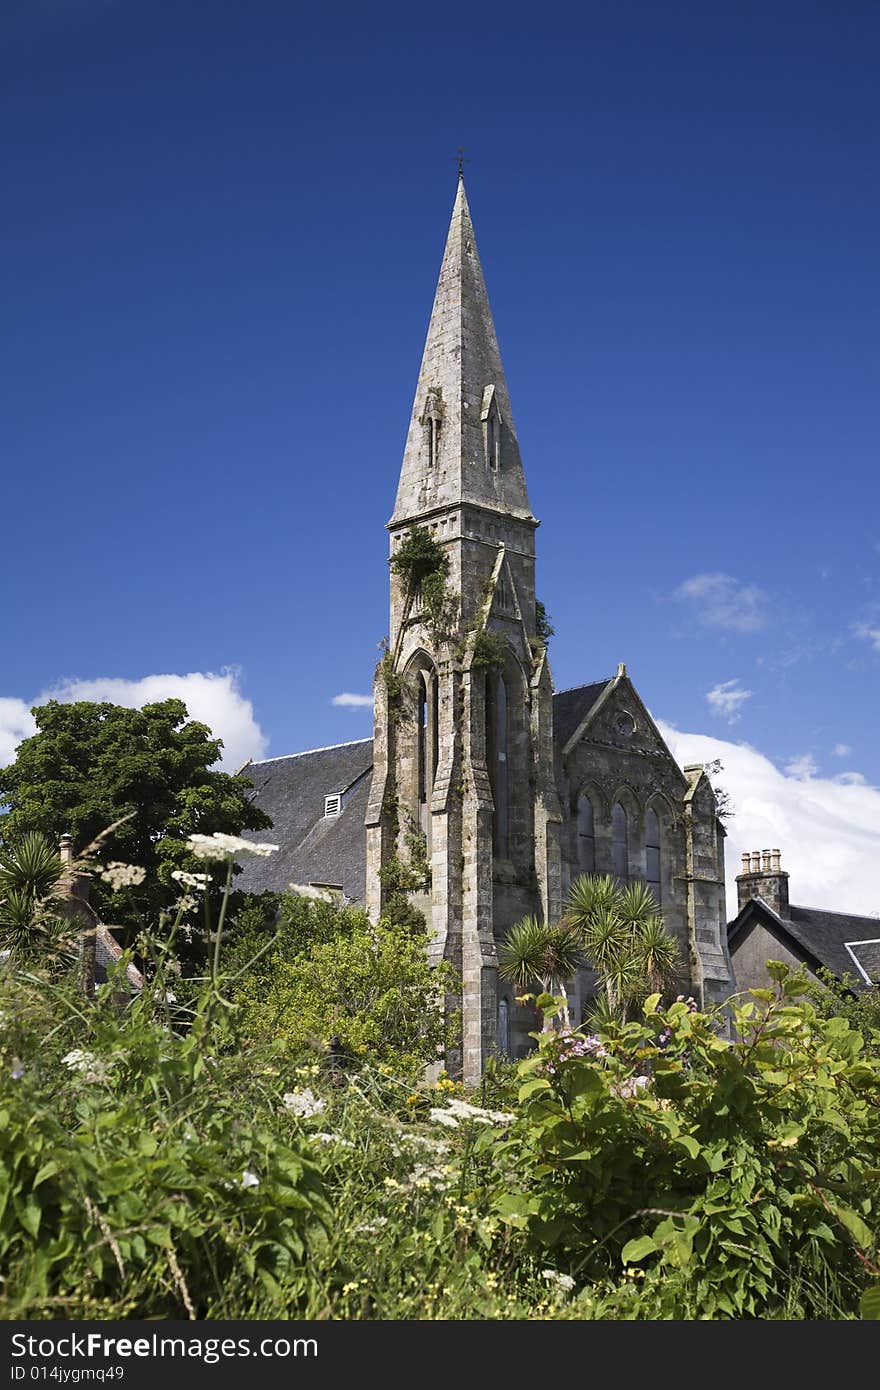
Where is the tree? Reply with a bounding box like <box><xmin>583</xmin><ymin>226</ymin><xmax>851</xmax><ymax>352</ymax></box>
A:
<box><xmin>498</xmin><ymin>915</ymin><xmax>584</xmax><ymax>1030</ymax></box>
<box><xmin>0</xmin><ymin>831</ymin><xmax>68</xmax><ymax>961</ymax></box>
<box><xmin>0</xmin><ymin>699</ymin><xmax>271</xmax><ymax>936</ymax></box>
<box><xmin>564</xmin><ymin>874</ymin><xmax>683</xmax><ymax>1022</ymax></box>
<box><xmin>231</xmin><ymin>908</ymin><xmax>458</xmax><ymax>1072</ymax></box>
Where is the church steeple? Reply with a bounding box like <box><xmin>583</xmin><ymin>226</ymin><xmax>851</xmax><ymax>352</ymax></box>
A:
<box><xmin>392</xmin><ymin>179</ymin><xmax>534</xmax><ymax>526</ymax></box>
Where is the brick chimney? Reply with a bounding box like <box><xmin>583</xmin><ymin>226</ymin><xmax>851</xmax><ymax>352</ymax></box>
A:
<box><xmin>736</xmin><ymin>847</ymin><xmax>789</xmax><ymax>918</ymax></box>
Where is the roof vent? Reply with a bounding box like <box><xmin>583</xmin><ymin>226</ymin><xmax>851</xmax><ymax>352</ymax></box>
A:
<box><xmin>324</xmin><ymin>794</ymin><xmax>342</xmax><ymax>818</ymax></box>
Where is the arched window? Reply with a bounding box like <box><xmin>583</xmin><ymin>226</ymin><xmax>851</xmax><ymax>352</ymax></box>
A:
<box><xmin>415</xmin><ymin>666</ymin><xmax>438</xmax><ymax>844</ymax></box>
<box><xmin>498</xmin><ymin>997</ymin><xmax>509</xmax><ymax>1056</ymax></box>
<box><xmin>486</xmin><ymin>671</ymin><xmax>509</xmax><ymax>857</ymax></box>
<box><xmin>611</xmin><ymin>802</ymin><xmax>629</xmax><ymax>883</ymax></box>
<box><xmin>645</xmin><ymin>807</ymin><xmax>661</xmax><ymax>905</ymax></box>
<box><xmin>577</xmin><ymin>793</ymin><xmax>595</xmax><ymax>874</ymax></box>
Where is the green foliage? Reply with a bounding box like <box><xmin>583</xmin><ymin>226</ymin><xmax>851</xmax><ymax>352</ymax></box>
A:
<box><xmin>0</xmin><ymin>832</ymin><xmax>68</xmax><ymax>957</ymax></box>
<box><xmin>0</xmin><ymin>699</ymin><xmax>271</xmax><ymax>937</ymax></box>
<box><xmin>499</xmin><ymin>916</ymin><xmax>583</xmax><ymax>1030</ymax></box>
<box><xmin>807</xmin><ymin>969</ymin><xmax>880</xmax><ymax>1057</ymax></box>
<box><xmin>389</xmin><ymin>525</ymin><xmax>448</xmax><ymax>588</ymax></box>
<box><xmin>564</xmin><ymin>874</ymin><xmax>683</xmax><ymax>1020</ymax></box>
<box><xmin>232</xmin><ymin>916</ymin><xmax>457</xmax><ymax>1074</ymax></box>
<box><xmin>534</xmin><ymin>600</ymin><xmax>554</xmax><ymax>648</ymax></box>
<box><xmin>480</xmin><ymin>970</ymin><xmax>880</xmax><ymax>1318</ymax></box>
<box><xmin>470</xmin><ymin>627</ymin><xmax>508</xmax><ymax>671</ymax></box>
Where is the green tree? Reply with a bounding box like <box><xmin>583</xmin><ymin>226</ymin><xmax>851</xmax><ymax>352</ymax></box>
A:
<box><xmin>498</xmin><ymin>916</ymin><xmax>583</xmax><ymax>1030</ymax></box>
<box><xmin>232</xmin><ymin>910</ymin><xmax>457</xmax><ymax>1072</ymax></box>
<box><xmin>0</xmin><ymin>831</ymin><xmax>67</xmax><ymax>960</ymax></box>
<box><xmin>564</xmin><ymin>874</ymin><xmax>682</xmax><ymax>1022</ymax></box>
<box><xmin>0</xmin><ymin>699</ymin><xmax>271</xmax><ymax>936</ymax></box>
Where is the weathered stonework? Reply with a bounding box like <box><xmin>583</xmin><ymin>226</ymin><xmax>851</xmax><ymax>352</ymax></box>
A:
<box><xmin>367</xmin><ymin>178</ymin><xmax>735</xmax><ymax>1082</ymax></box>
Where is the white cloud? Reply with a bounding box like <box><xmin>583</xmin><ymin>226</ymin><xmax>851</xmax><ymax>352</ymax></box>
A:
<box><xmin>1</xmin><ymin>670</ymin><xmax>267</xmax><ymax>773</ymax></box>
<box><xmin>331</xmin><ymin>692</ymin><xmax>374</xmax><ymax>709</ymax></box>
<box><xmin>0</xmin><ymin>699</ymin><xmax>37</xmax><ymax>769</ymax></box>
<box><xmin>854</xmin><ymin>622</ymin><xmax>880</xmax><ymax>653</ymax></box>
<box><xmin>785</xmin><ymin>753</ymin><xmax>818</xmax><ymax>780</ymax></box>
<box><xmin>832</xmin><ymin>743</ymin><xmax>852</xmax><ymax>759</ymax></box>
<box><xmin>706</xmin><ymin>679</ymin><xmax>752</xmax><ymax>723</ymax></box>
<box><xmin>674</xmin><ymin>573</ymin><xmax>769</xmax><ymax>633</ymax></box>
<box><xmin>658</xmin><ymin>721</ymin><xmax>880</xmax><ymax>919</ymax></box>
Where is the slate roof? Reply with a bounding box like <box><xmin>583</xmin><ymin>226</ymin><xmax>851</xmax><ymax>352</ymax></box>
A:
<box><xmin>551</xmin><ymin>681</ymin><xmax>613</xmax><ymax>748</ymax></box>
<box><xmin>237</xmin><ymin>683</ymin><xmax>616</xmax><ymax>904</ymax></box>
<box><xmin>728</xmin><ymin>897</ymin><xmax>880</xmax><ymax>986</ymax></box>
<box><xmin>235</xmin><ymin>739</ymin><xmax>374</xmax><ymax>900</ymax></box>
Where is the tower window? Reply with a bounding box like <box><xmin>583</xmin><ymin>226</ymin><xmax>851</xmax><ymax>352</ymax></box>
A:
<box><xmin>486</xmin><ymin>671</ymin><xmax>509</xmax><ymax>856</ymax></box>
<box><xmin>612</xmin><ymin>802</ymin><xmax>629</xmax><ymax>883</ymax></box>
<box><xmin>324</xmin><ymin>794</ymin><xmax>342</xmax><ymax>818</ymax></box>
<box><xmin>481</xmin><ymin>385</ymin><xmax>502</xmax><ymax>471</ymax></box>
<box><xmin>422</xmin><ymin>389</ymin><xmax>442</xmax><ymax>468</ymax></box>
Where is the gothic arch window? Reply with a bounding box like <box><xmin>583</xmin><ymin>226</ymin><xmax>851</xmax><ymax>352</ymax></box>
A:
<box><xmin>611</xmin><ymin>802</ymin><xmax>629</xmax><ymax>884</ymax></box>
<box><xmin>577</xmin><ymin>793</ymin><xmax>595</xmax><ymax>874</ymax></box>
<box><xmin>486</xmin><ymin>670</ymin><xmax>509</xmax><ymax>857</ymax></box>
<box><xmin>422</xmin><ymin>389</ymin><xmax>442</xmax><ymax>469</ymax></box>
<box><xmin>645</xmin><ymin>806</ymin><xmax>661</xmax><ymax>905</ymax></box>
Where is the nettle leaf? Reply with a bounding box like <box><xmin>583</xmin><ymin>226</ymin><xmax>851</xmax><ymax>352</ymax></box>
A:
<box><xmin>621</xmin><ymin>1234</ymin><xmax>657</xmax><ymax>1264</ymax></box>
<box><xmin>836</xmin><ymin>1205</ymin><xmax>875</xmax><ymax>1252</ymax></box>
<box><xmin>860</xmin><ymin>1284</ymin><xmax>880</xmax><ymax>1320</ymax></box>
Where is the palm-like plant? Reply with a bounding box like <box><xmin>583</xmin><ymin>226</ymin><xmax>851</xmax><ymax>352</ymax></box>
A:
<box><xmin>564</xmin><ymin>873</ymin><xmax>682</xmax><ymax>1021</ymax></box>
<box><xmin>0</xmin><ymin>831</ymin><xmax>67</xmax><ymax>957</ymax></box>
<box><xmin>498</xmin><ymin>915</ymin><xmax>583</xmax><ymax>1029</ymax></box>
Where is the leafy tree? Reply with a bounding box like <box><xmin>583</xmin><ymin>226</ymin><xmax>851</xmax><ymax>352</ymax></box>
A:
<box><xmin>564</xmin><ymin>874</ymin><xmax>683</xmax><ymax>1021</ymax></box>
<box><xmin>0</xmin><ymin>699</ymin><xmax>271</xmax><ymax>936</ymax></box>
<box><xmin>498</xmin><ymin>916</ymin><xmax>583</xmax><ymax>1029</ymax></box>
<box><xmin>806</xmin><ymin>968</ymin><xmax>880</xmax><ymax>1058</ymax></box>
<box><xmin>0</xmin><ymin>831</ymin><xmax>68</xmax><ymax>960</ymax></box>
<box><xmin>231</xmin><ymin>907</ymin><xmax>457</xmax><ymax>1072</ymax></box>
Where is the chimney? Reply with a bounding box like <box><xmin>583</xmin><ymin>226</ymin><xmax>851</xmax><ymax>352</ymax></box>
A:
<box><xmin>736</xmin><ymin>847</ymin><xmax>790</xmax><ymax>917</ymax></box>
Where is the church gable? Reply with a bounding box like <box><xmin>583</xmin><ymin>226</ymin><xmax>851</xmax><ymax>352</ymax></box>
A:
<box><xmin>561</xmin><ymin>667</ymin><xmax>687</xmax><ymax>787</ymax></box>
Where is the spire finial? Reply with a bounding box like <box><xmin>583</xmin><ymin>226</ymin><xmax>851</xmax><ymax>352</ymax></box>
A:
<box><xmin>454</xmin><ymin>146</ymin><xmax>470</xmax><ymax>181</ymax></box>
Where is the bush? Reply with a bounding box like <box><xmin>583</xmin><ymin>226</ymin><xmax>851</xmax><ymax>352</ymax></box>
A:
<box><xmin>478</xmin><ymin>966</ymin><xmax>880</xmax><ymax>1318</ymax></box>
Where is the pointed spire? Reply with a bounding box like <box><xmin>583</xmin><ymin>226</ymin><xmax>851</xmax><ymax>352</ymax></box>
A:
<box><xmin>391</xmin><ymin>181</ymin><xmax>534</xmax><ymax>526</ymax></box>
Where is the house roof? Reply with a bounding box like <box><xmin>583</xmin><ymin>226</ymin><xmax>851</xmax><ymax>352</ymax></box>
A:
<box><xmin>234</xmin><ymin>739</ymin><xmax>374</xmax><ymax>900</ymax></box>
<box><xmin>235</xmin><ymin>681</ymin><xmax>620</xmax><ymax>904</ymax></box>
<box><xmin>728</xmin><ymin>896</ymin><xmax>880</xmax><ymax>985</ymax></box>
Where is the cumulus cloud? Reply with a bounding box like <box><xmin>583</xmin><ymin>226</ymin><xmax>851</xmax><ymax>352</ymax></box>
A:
<box><xmin>1</xmin><ymin>670</ymin><xmax>267</xmax><ymax>773</ymax></box>
<box><xmin>657</xmin><ymin>721</ymin><xmax>880</xmax><ymax>919</ymax></box>
<box><xmin>832</xmin><ymin>743</ymin><xmax>852</xmax><ymax>759</ymax></box>
<box><xmin>674</xmin><ymin>573</ymin><xmax>769</xmax><ymax>633</ymax></box>
<box><xmin>706</xmin><ymin>679</ymin><xmax>752</xmax><ymax>723</ymax></box>
<box><xmin>785</xmin><ymin>753</ymin><xmax>818</xmax><ymax>780</ymax></box>
<box><xmin>0</xmin><ymin>699</ymin><xmax>37</xmax><ymax>769</ymax></box>
<box><xmin>331</xmin><ymin>693</ymin><xmax>374</xmax><ymax>709</ymax></box>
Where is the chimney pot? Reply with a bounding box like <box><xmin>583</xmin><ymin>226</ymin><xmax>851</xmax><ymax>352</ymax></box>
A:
<box><xmin>762</xmin><ymin>849</ymin><xmax>772</xmax><ymax>872</ymax></box>
<box><xmin>59</xmin><ymin>834</ymin><xmax>73</xmax><ymax>865</ymax></box>
<box><xmin>750</xmin><ymin>851</ymin><xmax>761</xmax><ymax>873</ymax></box>
<box><xmin>771</xmin><ymin>848</ymin><xmax>781</xmax><ymax>871</ymax></box>
<box><xmin>741</xmin><ymin>852</ymin><xmax>751</xmax><ymax>873</ymax></box>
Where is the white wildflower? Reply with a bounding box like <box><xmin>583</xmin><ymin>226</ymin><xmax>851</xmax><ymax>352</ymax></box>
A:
<box><xmin>402</xmin><ymin>1163</ymin><xmax>451</xmax><ymax>1192</ymax></box>
<box><xmin>240</xmin><ymin>1170</ymin><xmax>260</xmax><ymax>1189</ymax></box>
<box><xmin>171</xmin><ymin>869</ymin><xmax>211</xmax><ymax>890</ymax></box>
<box><xmin>174</xmin><ymin>894</ymin><xmax>199</xmax><ymax>914</ymax></box>
<box><xmin>541</xmin><ymin>1269</ymin><xmax>575</xmax><ymax>1294</ymax></box>
<box><xmin>61</xmin><ymin>1049</ymin><xmax>109</xmax><ymax>1083</ymax></box>
<box><xmin>100</xmin><ymin>862</ymin><xmax>146</xmax><ymax>889</ymax></box>
<box><xmin>282</xmin><ymin>1087</ymin><xmax>326</xmax><ymax>1118</ymax></box>
<box><xmin>354</xmin><ymin>1216</ymin><xmax>388</xmax><ymax>1235</ymax></box>
<box><xmin>313</xmin><ymin>1131</ymin><xmax>354</xmax><ymax>1148</ymax></box>
<box><xmin>428</xmin><ymin>1107</ymin><xmax>460</xmax><ymax>1129</ymax></box>
<box><xmin>445</xmin><ymin>1098</ymin><xmax>515</xmax><ymax>1125</ymax></box>
<box><xmin>186</xmin><ymin>833</ymin><xmax>279</xmax><ymax>862</ymax></box>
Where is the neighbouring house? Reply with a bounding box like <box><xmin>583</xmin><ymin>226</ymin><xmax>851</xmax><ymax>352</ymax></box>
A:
<box><xmin>727</xmin><ymin>848</ymin><xmax>880</xmax><ymax>992</ymax></box>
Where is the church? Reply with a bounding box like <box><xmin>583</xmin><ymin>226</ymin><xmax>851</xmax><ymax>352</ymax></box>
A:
<box><xmin>239</xmin><ymin>177</ymin><xmax>735</xmax><ymax>1083</ymax></box>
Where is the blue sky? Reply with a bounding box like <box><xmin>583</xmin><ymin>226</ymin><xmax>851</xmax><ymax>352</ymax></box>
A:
<box><xmin>2</xmin><ymin>0</ymin><xmax>878</xmax><ymax>913</ymax></box>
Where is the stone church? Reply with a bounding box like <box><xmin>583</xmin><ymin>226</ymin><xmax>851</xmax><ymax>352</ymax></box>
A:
<box><xmin>239</xmin><ymin>177</ymin><xmax>734</xmax><ymax>1083</ymax></box>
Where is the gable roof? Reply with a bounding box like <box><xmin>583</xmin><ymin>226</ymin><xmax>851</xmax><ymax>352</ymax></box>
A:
<box><xmin>235</xmin><ymin>739</ymin><xmax>374</xmax><ymax>900</ymax></box>
<box><xmin>551</xmin><ymin>681</ymin><xmax>613</xmax><ymax>749</ymax></box>
<box><xmin>728</xmin><ymin>896</ymin><xmax>880</xmax><ymax>985</ymax></box>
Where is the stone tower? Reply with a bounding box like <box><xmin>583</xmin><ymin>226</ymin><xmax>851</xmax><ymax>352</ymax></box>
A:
<box><xmin>365</xmin><ymin>177</ymin><xmax>563</xmax><ymax>1084</ymax></box>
